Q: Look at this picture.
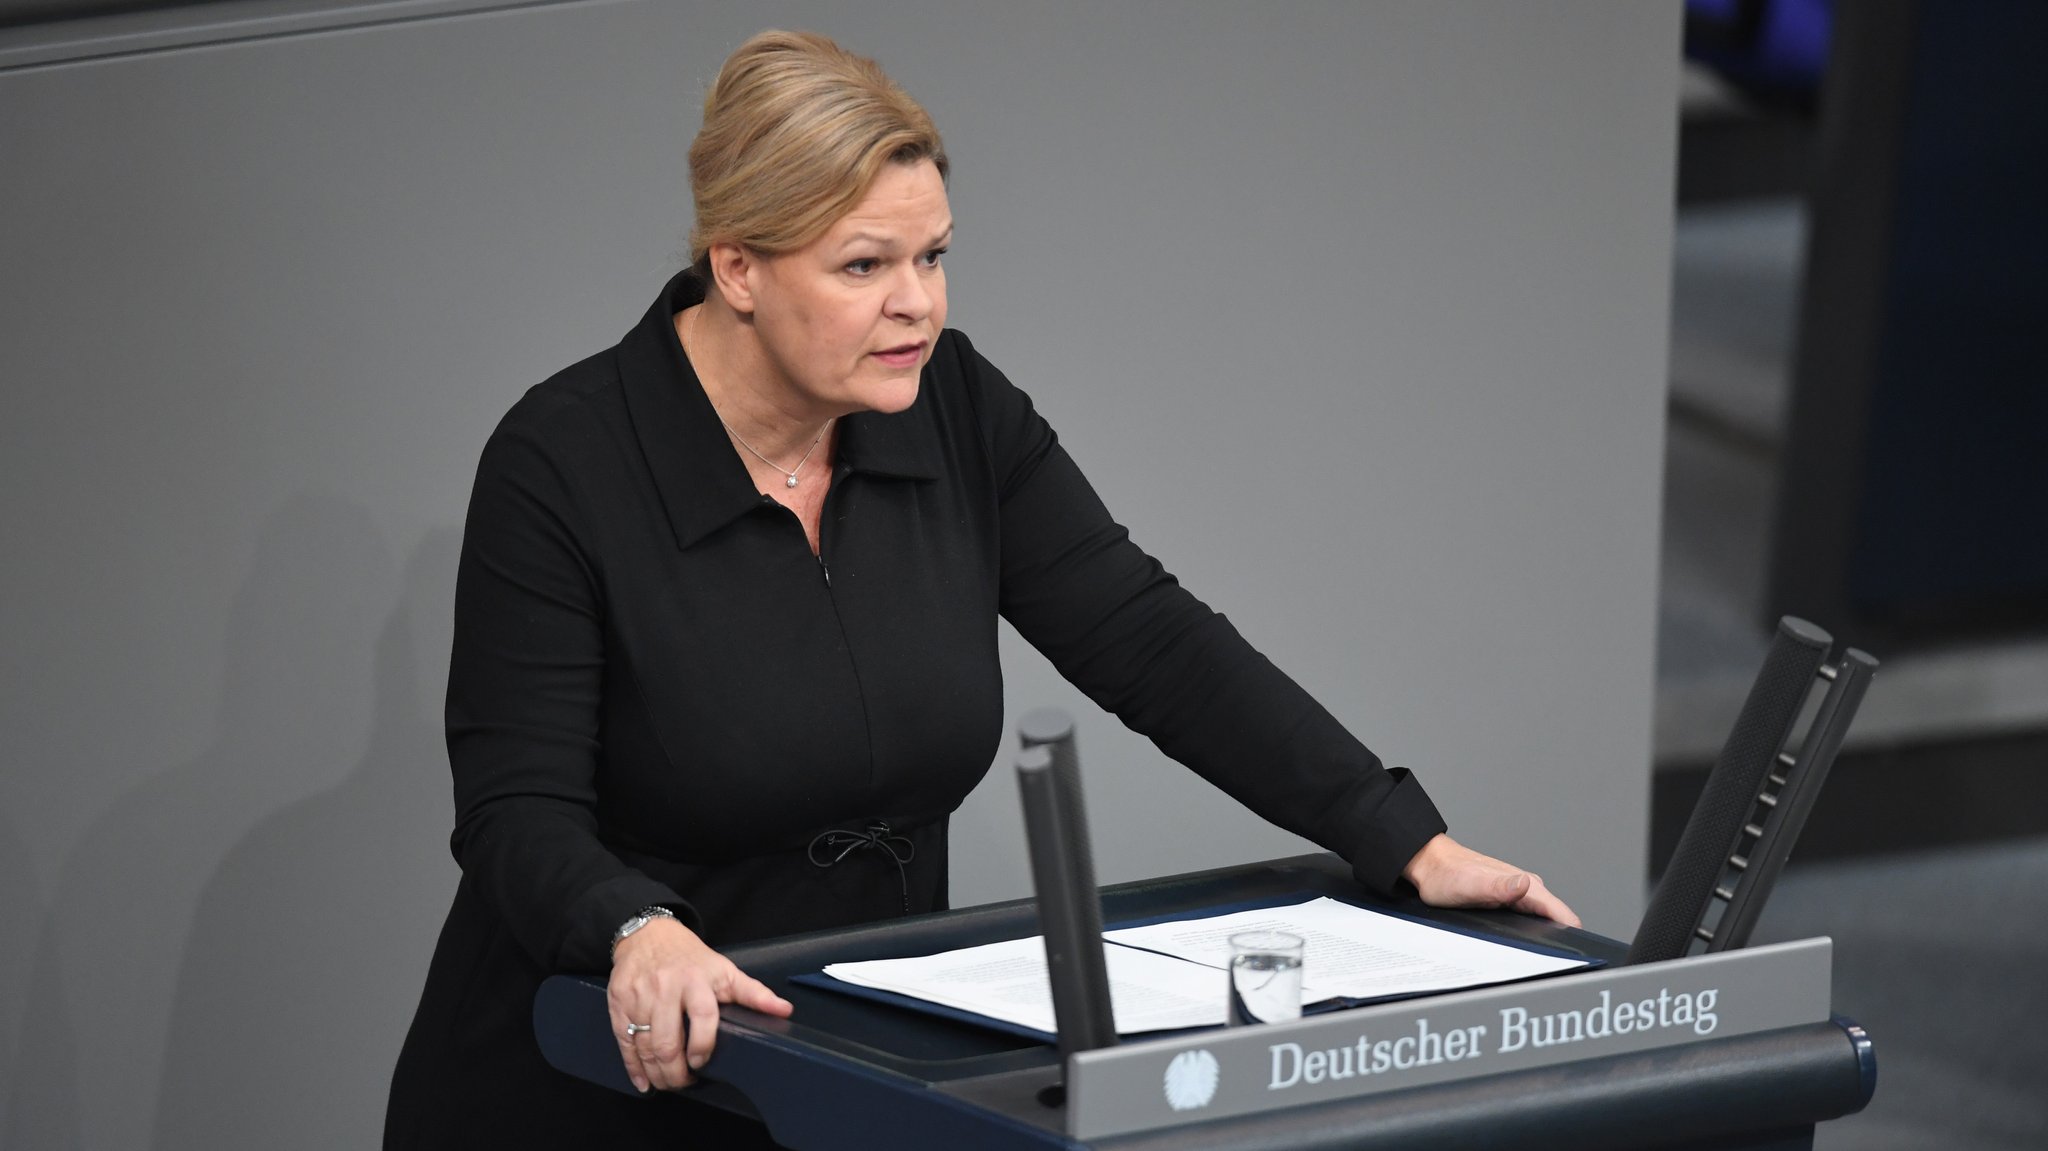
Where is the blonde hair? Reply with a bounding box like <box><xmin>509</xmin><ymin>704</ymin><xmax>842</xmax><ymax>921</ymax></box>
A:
<box><xmin>689</xmin><ymin>30</ymin><xmax>948</xmax><ymax>274</ymax></box>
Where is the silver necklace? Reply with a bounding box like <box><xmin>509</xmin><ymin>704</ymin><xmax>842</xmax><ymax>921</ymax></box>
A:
<box><xmin>723</xmin><ymin>417</ymin><xmax>833</xmax><ymax>489</ymax></box>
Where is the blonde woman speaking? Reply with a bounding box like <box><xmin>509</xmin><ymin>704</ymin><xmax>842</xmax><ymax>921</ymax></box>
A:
<box><xmin>384</xmin><ymin>29</ymin><xmax>1575</xmax><ymax>1150</ymax></box>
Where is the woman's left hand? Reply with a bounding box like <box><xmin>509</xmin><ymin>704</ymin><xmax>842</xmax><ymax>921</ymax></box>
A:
<box><xmin>1400</xmin><ymin>833</ymin><xmax>1581</xmax><ymax>928</ymax></box>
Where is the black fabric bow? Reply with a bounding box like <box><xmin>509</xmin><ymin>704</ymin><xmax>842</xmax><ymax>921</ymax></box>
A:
<box><xmin>807</xmin><ymin>822</ymin><xmax>918</xmax><ymax>915</ymax></box>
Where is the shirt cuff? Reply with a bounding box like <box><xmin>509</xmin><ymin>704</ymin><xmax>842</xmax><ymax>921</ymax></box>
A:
<box><xmin>1344</xmin><ymin>767</ymin><xmax>1448</xmax><ymax>895</ymax></box>
<box><xmin>555</xmin><ymin>872</ymin><xmax>702</xmax><ymax>972</ymax></box>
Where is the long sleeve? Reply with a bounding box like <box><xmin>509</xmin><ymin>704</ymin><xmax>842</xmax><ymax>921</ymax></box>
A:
<box><xmin>958</xmin><ymin>337</ymin><xmax>1446</xmax><ymax>892</ymax></box>
<box><xmin>444</xmin><ymin>412</ymin><xmax>693</xmax><ymax>973</ymax></box>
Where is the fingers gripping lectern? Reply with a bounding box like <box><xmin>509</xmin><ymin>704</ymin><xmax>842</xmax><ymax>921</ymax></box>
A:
<box><xmin>533</xmin><ymin>621</ymin><xmax>1878</xmax><ymax>1149</ymax></box>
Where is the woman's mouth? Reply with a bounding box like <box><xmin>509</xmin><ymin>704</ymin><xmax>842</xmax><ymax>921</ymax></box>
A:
<box><xmin>872</xmin><ymin>341</ymin><xmax>926</xmax><ymax>368</ymax></box>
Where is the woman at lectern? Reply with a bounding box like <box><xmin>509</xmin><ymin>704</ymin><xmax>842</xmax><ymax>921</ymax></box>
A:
<box><xmin>384</xmin><ymin>28</ymin><xmax>1577</xmax><ymax>1150</ymax></box>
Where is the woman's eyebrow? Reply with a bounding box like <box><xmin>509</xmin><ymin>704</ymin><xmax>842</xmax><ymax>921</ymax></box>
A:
<box><xmin>839</xmin><ymin>231</ymin><xmax>900</xmax><ymax>251</ymax></box>
<box><xmin>837</xmin><ymin>222</ymin><xmax>953</xmax><ymax>253</ymax></box>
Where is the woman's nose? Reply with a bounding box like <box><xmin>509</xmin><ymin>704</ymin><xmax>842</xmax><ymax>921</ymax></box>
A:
<box><xmin>885</xmin><ymin>265</ymin><xmax>935</xmax><ymax>323</ymax></box>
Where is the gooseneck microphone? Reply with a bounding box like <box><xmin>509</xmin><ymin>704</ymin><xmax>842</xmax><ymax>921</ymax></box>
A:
<box><xmin>1014</xmin><ymin>707</ymin><xmax>1119</xmax><ymax>1064</ymax></box>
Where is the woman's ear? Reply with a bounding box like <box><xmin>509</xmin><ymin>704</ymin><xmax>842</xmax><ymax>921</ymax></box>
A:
<box><xmin>706</xmin><ymin>242</ymin><xmax>759</xmax><ymax>315</ymax></box>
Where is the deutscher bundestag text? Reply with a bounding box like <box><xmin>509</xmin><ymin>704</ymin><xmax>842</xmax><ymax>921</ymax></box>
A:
<box><xmin>1268</xmin><ymin>987</ymin><xmax>1721</xmax><ymax>1090</ymax></box>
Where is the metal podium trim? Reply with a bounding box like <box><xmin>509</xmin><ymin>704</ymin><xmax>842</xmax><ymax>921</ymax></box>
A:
<box><xmin>1064</xmin><ymin>937</ymin><xmax>1833</xmax><ymax>1141</ymax></box>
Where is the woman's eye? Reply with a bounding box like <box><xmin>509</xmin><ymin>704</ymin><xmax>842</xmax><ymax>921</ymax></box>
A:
<box><xmin>919</xmin><ymin>247</ymin><xmax>948</xmax><ymax>268</ymax></box>
<box><xmin>846</xmin><ymin>258</ymin><xmax>879</xmax><ymax>275</ymax></box>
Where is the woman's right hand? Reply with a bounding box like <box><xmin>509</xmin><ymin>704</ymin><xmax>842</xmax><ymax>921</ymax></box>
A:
<box><xmin>607</xmin><ymin>917</ymin><xmax>794</xmax><ymax>1092</ymax></box>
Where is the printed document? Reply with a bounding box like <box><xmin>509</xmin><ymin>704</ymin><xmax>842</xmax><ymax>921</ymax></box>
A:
<box><xmin>821</xmin><ymin>897</ymin><xmax>1588</xmax><ymax>1035</ymax></box>
<box><xmin>824</xmin><ymin>934</ymin><xmax>1229</xmax><ymax>1034</ymax></box>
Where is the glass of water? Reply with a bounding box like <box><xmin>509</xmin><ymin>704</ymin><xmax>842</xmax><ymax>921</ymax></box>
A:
<box><xmin>1226</xmin><ymin>930</ymin><xmax>1304</xmax><ymax>1026</ymax></box>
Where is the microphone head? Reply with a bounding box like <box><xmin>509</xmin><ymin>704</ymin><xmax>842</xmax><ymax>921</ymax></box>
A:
<box><xmin>1018</xmin><ymin>707</ymin><xmax>1076</xmax><ymax>748</ymax></box>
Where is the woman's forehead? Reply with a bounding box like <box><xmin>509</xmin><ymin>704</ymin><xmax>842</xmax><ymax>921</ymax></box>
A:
<box><xmin>822</xmin><ymin>163</ymin><xmax>951</xmax><ymax>249</ymax></box>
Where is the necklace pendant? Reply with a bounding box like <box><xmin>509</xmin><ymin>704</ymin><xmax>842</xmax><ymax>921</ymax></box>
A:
<box><xmin>786</xmin><ymin>475</ymin><xmax>800</xmax><ymax>489</ymax></box>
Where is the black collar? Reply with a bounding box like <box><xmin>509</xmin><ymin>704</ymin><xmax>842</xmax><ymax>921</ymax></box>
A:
<box><xmin>616</xmin><ymin>270</ymin><xmax>941</xmax><ymax>551</ymax></box>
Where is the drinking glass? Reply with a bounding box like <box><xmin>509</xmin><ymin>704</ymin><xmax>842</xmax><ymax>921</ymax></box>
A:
<box><xmin>1226</xmin><ymin>929</ymin><xmax>1304</xmax><ymax>1026</ymax></box>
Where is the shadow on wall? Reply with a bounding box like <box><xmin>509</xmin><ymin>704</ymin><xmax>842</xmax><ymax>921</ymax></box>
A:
<box><xmin>152</xmin><ymin>523</ymin><xmax>462</xmax><ymax>1149</ymax></box>
<box><xmin>0</xmin><ymin>810</ymin><xmax>72</xmax><ymax>1149</ymax></box>
<box><xmin>2</xmin><ymin>497</ymin><xmax>460</xmax><ymax>1151</ymax></box>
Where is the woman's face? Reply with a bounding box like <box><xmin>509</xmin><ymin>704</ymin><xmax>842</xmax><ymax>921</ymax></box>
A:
<box><xmin>744</xmin><ymin>159</ymin><xmax>952</xmax><ymax>418</ymax></box>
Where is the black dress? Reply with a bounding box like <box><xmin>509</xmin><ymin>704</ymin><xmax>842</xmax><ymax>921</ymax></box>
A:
<box><xmin>383</xmin><ymin>270</ymin><xmax>1446</xmax><ymax>1148</ymax></box>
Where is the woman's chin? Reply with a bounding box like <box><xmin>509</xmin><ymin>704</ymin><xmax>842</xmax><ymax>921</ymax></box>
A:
<box><xmin>855</xmin><ymin>378</ymin><xmax>922</xmax><ymax>415</ymax></box>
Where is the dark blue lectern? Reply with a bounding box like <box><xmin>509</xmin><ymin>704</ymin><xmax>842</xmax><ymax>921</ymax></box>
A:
<box><xmin>539</xmin><ymin>628</ymin><xmax>1878</xmax><ymax>1148</ymax></box>
<box><xmin>534</xmin><ymin>853</ymin><xmax>1875</xmax><ymax>1150</ymax></box>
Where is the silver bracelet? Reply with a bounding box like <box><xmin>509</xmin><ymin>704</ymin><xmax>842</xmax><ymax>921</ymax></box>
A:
<box><xmin>610</xmin><ymin>905</ymin><xmax>677</xmax><ymax>959</ymax></box>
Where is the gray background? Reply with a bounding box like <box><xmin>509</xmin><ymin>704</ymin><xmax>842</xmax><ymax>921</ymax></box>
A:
<box><xmin>0</xmin><ymin>2</ymin><xmax>1681</xmax><ymax>1147</ymax></box>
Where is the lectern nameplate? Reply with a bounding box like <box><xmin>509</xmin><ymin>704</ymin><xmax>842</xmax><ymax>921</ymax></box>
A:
<box><xmin>1063</xmin><ymin>936</ymin><xmax>1833</xmax><ymax>1140</ymax></box>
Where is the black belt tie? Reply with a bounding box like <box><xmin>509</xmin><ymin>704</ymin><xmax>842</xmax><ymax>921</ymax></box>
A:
<box><xmin>807</xmin><ymin>821</ymin><xmax>917</xmax><ymax>915</ymax></box>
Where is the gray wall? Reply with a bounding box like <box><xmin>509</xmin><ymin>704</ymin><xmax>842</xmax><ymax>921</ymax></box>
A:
<box><xmin>0</xmin><ymin>2</ymin><xmax>1679</xmax><ymax>1147</ymax></box>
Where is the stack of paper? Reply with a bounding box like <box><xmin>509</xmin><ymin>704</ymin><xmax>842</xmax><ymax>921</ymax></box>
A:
<box><xmin>821</xmin><ymin>898</ymin><xmax>1589</xmax><ymax>1036</ymax></box>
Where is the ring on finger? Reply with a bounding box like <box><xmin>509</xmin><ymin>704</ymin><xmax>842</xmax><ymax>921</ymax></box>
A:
<box><xmin>625</xmin><ymin>1021</ymin><xmax>653</xmax><ymax>1037</ymax></box>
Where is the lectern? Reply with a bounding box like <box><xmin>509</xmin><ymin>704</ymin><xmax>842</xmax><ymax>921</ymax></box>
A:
<box><xmin>535</xmin><ymin>620</ymin><xmax>1878</xmax><ymax>1148</ymax></box>
<box><xmin>534</xmin><ymin>854</ymin><xmax>1873</xmax><ymax>1149</ymax></box>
